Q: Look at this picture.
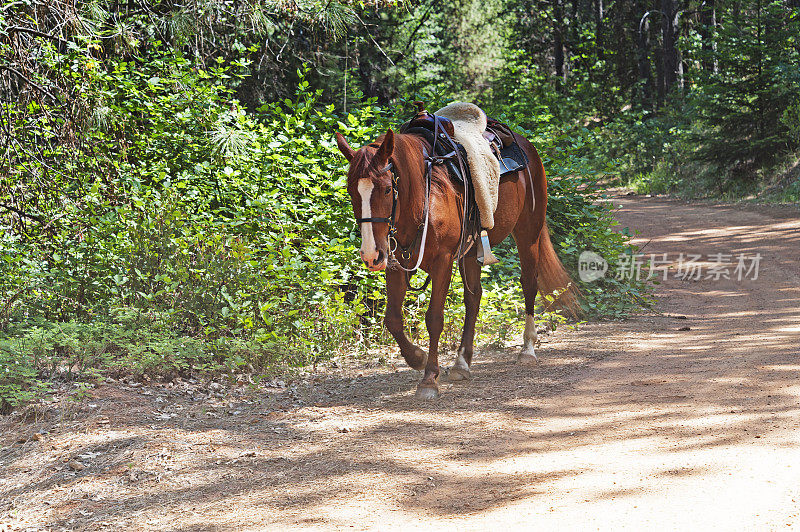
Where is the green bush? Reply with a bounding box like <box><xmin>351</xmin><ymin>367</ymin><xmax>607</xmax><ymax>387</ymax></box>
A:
<box><xmin>0</xmin><ymin>341</ymin><xmax>44</xmax><ymax>413</ymax></box>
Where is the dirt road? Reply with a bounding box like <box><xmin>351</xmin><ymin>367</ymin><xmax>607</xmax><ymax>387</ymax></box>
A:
<box><xmin>2</xmin><ymin>195</ymin><xmax>800</xmax><ymax>531</ymax></box>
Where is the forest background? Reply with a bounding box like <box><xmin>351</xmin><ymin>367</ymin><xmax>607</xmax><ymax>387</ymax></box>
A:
<box><xmin>1</xmin><ymin>0</ymin><xmax>798</xmax><ymax>409</ymax></box>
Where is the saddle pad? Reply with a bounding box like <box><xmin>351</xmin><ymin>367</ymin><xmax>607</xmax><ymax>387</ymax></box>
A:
<box><xmin>435</xmin><ymin>103</ymin><xmax>501</xmax><ymax>229</ymax></box>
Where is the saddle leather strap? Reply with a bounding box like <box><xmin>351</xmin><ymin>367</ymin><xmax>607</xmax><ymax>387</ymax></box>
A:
<box><xmin>389</xmin><ymin>148</ymin><xmax>432</xmax><ymax>275</ymax></box>
<box><xmin>435</xmin><ymin>121</ymin><xmax>476</xmax><ymax>263</ymax></box>
<box><xmin>429</xmin><ymin>122</ymin><xmax>474</xmax><ymax>264</ymax></box>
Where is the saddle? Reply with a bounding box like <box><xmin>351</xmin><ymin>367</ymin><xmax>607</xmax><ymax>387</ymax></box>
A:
<box><xmin>403</xmin><ymin>105</ymin><xmax>456</xmax><ymax>137</ymax></box>
<box><xmin>398</xmin><ymin>102</ymin><xmax>530</xmax><ymax>266</ymax></box>
<box><xmin>400</xmin><ymin>104</ymin><xmax>528</xmax><ymax>183</ymax></box>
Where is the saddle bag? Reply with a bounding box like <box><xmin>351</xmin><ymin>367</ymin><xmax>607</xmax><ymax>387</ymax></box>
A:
<box><xmin>486</xmin><ymin>118</ymin><xmax>528</xmax><ymax>176</ymax></box>
<box><xmin>496</xmin><ymin>141</ymin><xmax>527</xmax><ymax>176</ymax></box>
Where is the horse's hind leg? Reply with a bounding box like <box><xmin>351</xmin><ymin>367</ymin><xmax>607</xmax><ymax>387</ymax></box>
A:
<box><xmin>449</xmin><ymin>253</ymin><xmax>481</xmax><ymax>381</ymax></box>
<box><xmin>514</xmin><ymin>233</ymin><xmax>541</xmax><ymax>365</ymax></box>
<box><xmin>385</xmin><ymin>268</ymin><xmax>427</xmax><ymax>370</ymax></box>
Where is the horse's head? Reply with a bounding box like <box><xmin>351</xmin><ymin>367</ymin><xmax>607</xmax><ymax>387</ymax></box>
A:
<box><xmin>336</xmin><ymin>130</ymin><xmax>396</xmax><ymax>272</ymax></box>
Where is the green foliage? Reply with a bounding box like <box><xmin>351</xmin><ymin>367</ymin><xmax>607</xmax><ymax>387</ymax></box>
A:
<box><xmin>783</xmin><ymin>101</ymin><xmax>800</xmax><ymax>146</ymax></box>
<box><xmin>0</xmin><ymin>313</ymin><xmax>240</xmax><ymax>412</ymax></box>
<box><xmin>481</xmin><ymin>76</ymin><xmax>652</xmax><ymax>318</ymax></box>
<box><xmin>522</xmin><ymin>127</ymin><xmax>652</xmax><ymax>317</ymax></box>
<box><xmin>0</xmin><ymin>342</ymin><xmax>44</xmax><ymax>413</ymax></box>
<box><xmin>581</xmin><ymin>1</ymin><xmax>800</xmax><ymax>196</ymax></box>
<box><xmin>2</xmin><ymin>52</ymin><xmax>395</xmax><ymax>353</ymax></box>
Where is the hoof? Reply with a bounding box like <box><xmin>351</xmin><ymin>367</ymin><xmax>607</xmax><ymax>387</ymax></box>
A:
<box><xmin>415</xmin><ymin>386</ymin><xmax>439</xmax><ymax>400</ymax></box>
<box><xmin>517</xmin><ymin>352</ymin><xmax>539</xmax><ymax>365</ymax></box>
<box><xmin>448</xmin><ymin>366</ymin><xmax>471</xmax><ymax>381</ymax></box>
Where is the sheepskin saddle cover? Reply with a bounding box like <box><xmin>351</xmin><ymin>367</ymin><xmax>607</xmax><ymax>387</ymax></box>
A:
<box><xmin>434</xmin><ymin>102</ymin><xmax>500</xmax><ymax>229</ymax></box>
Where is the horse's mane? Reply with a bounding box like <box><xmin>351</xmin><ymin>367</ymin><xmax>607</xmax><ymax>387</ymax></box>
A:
<box><xmin>347</xmin><ymin>132</ymin><xmax>455</xmax><ymax>225</ymax></box>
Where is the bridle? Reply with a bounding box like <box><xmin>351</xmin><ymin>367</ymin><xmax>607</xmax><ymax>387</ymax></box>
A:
<box><xmin>353</xmin><ymin>118</ymin><xmax>464</xmax><ymax>291</ymax></box>
<box><xmin>355</xmin><ymin>162</ymin><xmax>397</xmax><ymax>227</ymax></box>
<box><xmin>354</xmin><ymin>159</ymin><xmax>431</xmax><ymax>276</ymax></box>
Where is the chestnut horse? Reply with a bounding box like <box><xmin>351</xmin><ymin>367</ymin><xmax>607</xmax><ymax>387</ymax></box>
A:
<box><xmin>335</xmin><ymin>127</ymin><xmax>578</xmax><ymax>399</ymax></box>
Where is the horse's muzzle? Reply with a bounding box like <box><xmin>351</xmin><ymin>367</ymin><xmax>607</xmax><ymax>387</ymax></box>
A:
<box><xmin>363</xmin><ymin>249</ymin><xmax>387</xmax><ymax>271</ymax></box>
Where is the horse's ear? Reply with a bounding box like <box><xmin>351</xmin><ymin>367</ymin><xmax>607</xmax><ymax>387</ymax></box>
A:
<box><xmin>335</xmin><ymin>132</ymin><xmax>355</xmax><ymax>162</ymax></box>
<box><xmin>376</xmin><ymin>129</ymin><xmax>395</xmax><ymax>164</ymax></box>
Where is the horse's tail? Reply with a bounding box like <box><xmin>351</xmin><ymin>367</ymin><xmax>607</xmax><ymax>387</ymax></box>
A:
<box><xmin>537</xmin><ymin>223</ymin><xmax>582</xmax><ymax>318</ymax></box>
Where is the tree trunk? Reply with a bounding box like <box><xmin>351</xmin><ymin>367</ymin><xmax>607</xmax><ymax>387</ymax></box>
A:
<box><xmin>699</xmin><ymin>0</ymin><xmax>717</xmax><ymax>74</ymax></box>
<box><xmin>637</xmin><ymin>12</ymin><xmax>653</xmax><ymax>108</ymax></box>
<box><xmin>660</xmin><ymin>0</ymin><xmax>680</xmax><ymax>98</ymax></box>
<box><xmin>566</xmin><ymin>0</ymin><xmax>579</xmax><ymax>81</ymax></box>
<box><xmin>595</xmin><ymin>0</ymin><xmax>604</xmax><ymax>58</ymax></box>
<box><xmin>655</xmin><ymin>37</ymin><xmax>665</xmax><ymax>107</ymax></box>
<box><xmin>554</xmin><ymin>0</ymin><xmax>565</xmax><ymax>90</ymax></box>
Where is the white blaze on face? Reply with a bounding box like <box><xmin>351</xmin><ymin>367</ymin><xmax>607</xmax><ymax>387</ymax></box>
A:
<box><xmin>357</xmin><ymin>179</ymin><xmax>378</xmax><ymax>264</ymax></box>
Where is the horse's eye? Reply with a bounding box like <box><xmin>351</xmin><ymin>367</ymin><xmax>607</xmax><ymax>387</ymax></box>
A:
<box><xmin>385</xmin><ymin>186</ymin><xmax>391</xmax><ymax>195</ymax></box>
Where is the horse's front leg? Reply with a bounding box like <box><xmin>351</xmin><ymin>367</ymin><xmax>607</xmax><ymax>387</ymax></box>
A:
<box><xmin>416</xmin><ymin>256</ymin><xmax>453</xmax><ymax>399</ymax></box>
<box><xmin>385</xmin><ymin>267</ymin><xmax>427</xmax><ymax>370</ymax></box>
<box><xmin>450</xmin><ymin>253</ymin><xmax>481</xmax><ymax>381</ymax></box>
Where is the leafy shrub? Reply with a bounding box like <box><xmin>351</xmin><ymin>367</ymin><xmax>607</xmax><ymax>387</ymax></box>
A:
<box><xmin>0</xmin><ymin>341</ymin><xmax>44</xmax><ymax>413</ymax></box>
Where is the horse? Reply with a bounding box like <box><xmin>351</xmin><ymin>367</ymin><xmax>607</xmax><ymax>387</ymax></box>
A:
<box><xmin>335</xmin><ymin>124</ymin><xmax>578</xmax><ymax>399</ymax></box>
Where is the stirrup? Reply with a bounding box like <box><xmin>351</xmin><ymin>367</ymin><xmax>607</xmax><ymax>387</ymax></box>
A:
<box><xmin>476</xmin><ymin>229</ymin><xmax>499</xmax><ymax>266</ymax></box>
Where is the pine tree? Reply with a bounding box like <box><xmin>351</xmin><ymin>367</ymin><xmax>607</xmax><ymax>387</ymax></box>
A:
<box><xmin>690</xmin><ymin>0</ymin><xmax>800</xmax><ymax>169</ymax></box>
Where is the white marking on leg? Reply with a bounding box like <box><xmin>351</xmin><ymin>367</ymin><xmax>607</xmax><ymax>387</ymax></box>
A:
<box><xmin>520</xmin><ymin>313</ymin><xmax>538</xmax><ymax>361</ymax></box>
<box><xmin>449</xmin><ymin>346</ymin><xmax>471</xmax><ymax>380</ymax></box>
<box><xmin>357</xmin><ymin>180</ymin><xmax>378</xmax><ymax>264</ymax></box>
<box><xmin>453</xmin><ymin>346</ymin><xmax>470</xmax><ymax>371</ymax></box>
